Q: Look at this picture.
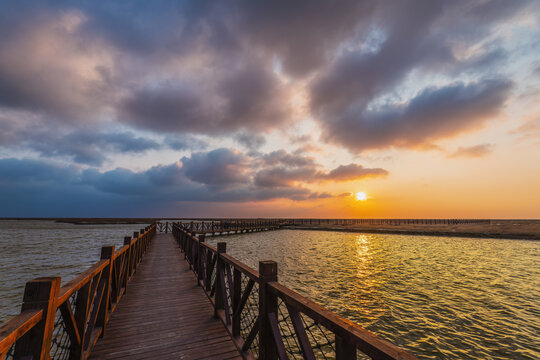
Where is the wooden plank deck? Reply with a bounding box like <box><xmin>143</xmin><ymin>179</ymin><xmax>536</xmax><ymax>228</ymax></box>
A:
<box><xmin>90</xmin><ymin>233</ymin><xmax>241</xmax><ymax>360</ymax></box>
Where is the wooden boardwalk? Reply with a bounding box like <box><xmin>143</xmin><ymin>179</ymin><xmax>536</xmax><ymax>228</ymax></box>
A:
<box><xmin>89</xmin><ymin>233</ymin><xmax>241</xmax><ymax>360</ymax></box>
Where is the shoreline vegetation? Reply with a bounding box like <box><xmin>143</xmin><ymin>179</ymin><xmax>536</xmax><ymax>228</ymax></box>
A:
<box><xmin>1</xmin><ymin>218</ymin><xmax>538</xmax><ymax>240</ymax></box>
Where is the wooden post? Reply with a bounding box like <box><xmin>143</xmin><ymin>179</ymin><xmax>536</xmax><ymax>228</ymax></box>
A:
<box><xmin>214</xmin><ymin>242</ymin><xmax>226</xmax><ymax>318</ymax></box>
<box><xmin>123</xmin><ymin>236</ymin><xmax>131</xmax><ymax>290</ymax></box>
<box><xmin>197</xmin><ymin>234</ymin><xmax>206</xmax><ymax>285</ymax></box>
<box><xmin>232</xmin><ymin>268</ymin><xmax>242</xmax><ymax>338</ymax></box>
<box><xmin>259</xmin><ymin>261</ymin><xmax>278</xmax><ymax>360</ymax></box>
<box><xmin>70</xmin><ymin>281</ymin><xmax>89</xmax><ymax>360</ymax></box>
<box><xmin>14</xmin><ymin>277</ymin><xmax>61</xmax><ymax>360</ymax></box>
<box><xmin>336</xmin><ymin>335</ymin><xmax>356</xmax><ymax>359</ymax></box>
<box><xmin>97</xmin><ymin>246</ymin><xmax>114</xmax><ymax>337</ymax></box>
<box><xmin>133</xmin><ymin>232</ymin><xmax>140</xmax><ymax>266</ymax></box>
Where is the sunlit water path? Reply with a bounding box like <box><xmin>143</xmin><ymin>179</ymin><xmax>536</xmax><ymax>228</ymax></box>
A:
<box><xmin>208</xmin><ymin>229</ymin><xmax>539</xmax><ymax>360</ymax></box>
<box><xmin>1</xmin><ymin>222</ymin><xmax>538</xmax><ymax>359</ymax></box>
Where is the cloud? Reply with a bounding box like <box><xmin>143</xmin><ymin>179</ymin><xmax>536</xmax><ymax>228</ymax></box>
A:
<box><xmin>0</xmin><ymin>0</ymin><xmax>534</xmax><ymax>146</ymax></box>
<box><xmin>510</xmin><ymin>118</ymin><xmax>540</xmax><ymax>141</ymax></box>
<box><xmin>181</xmin><ymin>148</ymin><xmax>250</xmax><ymax>186</ymax></box>
<box><xmin>319</xmin><ymin>164</ymin><xmax>388</xmax><ymax>181</ymax></box>
<box><xmin>0</xmin><ymin>9</ymin><xmax>115</xmax><ymax>122</ymax></box>
<box><xmin>448</xmin><ymin>144</ymin><xmax>494</xmax><ymax>158</ymax></box>
<box><xmin>0</xmin><ymin>121</ymin><xmax>164</xmax><ymax>165</ymax></box>
<box><xmin>235</xmin><ymin>132</ymin><xmax>266</xmax><ymax>150</ymax></box>
<box><xmin>0</xmin><ymin>0</ymin><xmax>538</xmax><ymax>216</ymax></box>
<box><xmin>253</xmin><ymin>150</ymin><xmax>388</xmax><ymax>187</ymax></box>
<box><xmin>318</xmin><ymin>79</ymin><xmax>512</xmax><ymax>152</ymax></box>
<box><xmin>0</xmin><ymin>147</ymin><xmax>388</xmax><ymax>214</ymax></box>
<box><xmin>119</xmin><ymin>59</ymin><xmax>292</xmax><ymax>135</ymax></box>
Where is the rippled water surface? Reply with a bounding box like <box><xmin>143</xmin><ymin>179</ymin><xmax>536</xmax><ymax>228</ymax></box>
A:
<box><xmin>0</xmin><ymin>220</ymin><xmax>147</xmax><ymax>324</ymax></box>
<box><xmin>1</xmin><ymin>223</ymin><xmax>539</xmax><ymax>359</ymax></box>
<box><xmin>208</xmin><ymin>230</ymin><xmax>540</xmax><ymax>359</ymax></box>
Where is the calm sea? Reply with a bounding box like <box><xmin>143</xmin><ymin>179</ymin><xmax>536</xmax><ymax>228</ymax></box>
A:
<box><xmin>1</xmin><ymin>221</ymin><xmax>538</xmax><ymax>359</ymax></box>
<box><xmin>0</xmin><ymin>220</ymin><xmax>146</xmax><ymax>324</ymax></box>
<box><xmin>208</xmin><ymin>230</ymin><xmax>539</xmax><ymax>360</ymax></box>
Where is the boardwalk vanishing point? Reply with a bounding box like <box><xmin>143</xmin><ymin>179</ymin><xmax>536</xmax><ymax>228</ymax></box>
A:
<box><xmin>1</xmin><ymin>221</ymin><xmax>417</xmax><ymax>360</ymax></box>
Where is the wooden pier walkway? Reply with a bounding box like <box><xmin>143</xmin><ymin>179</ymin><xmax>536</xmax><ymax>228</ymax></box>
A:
<box><xmin>90</xmin><ymin>233</ymin><xmax>241</xmax><ymax>360</ymax></box>
<box><xmin>1</xmin><ymin>221</ymin><xmax>417</xmax><ymax>360</ymax></box>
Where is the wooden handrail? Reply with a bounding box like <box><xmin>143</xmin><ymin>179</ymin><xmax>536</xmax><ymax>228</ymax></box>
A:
<box><xmin>269</xmin><ymin>282</ymin><xmax>417</xmax><ymax>360</ymax></box>
<box><xmin>0</xmin><ymin>309</ymin><xmax>43</xmax><ymax>355</ymax></box>
<box><xmin>0</xmin><ymin>223</ymin><xmax>156</xmax><ymax>360</ymax></box>
<box><xmin>172</xmin><ymin>223</ymin><xmax>418</xmax><ymax>360</ymax></box>
<box><xmin>57</xmin><ymin>260</ymin><xmax>109</xmax><ymax>304</ymax></box>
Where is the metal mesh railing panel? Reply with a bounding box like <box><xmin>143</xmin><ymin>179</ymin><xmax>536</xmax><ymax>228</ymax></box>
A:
<box><xmin>276</xmin><ymin>298</ymin><xmax>303</xmax><ymax>359</ymax></box>
<box><xmin>299</xmin><ymin>312</ymin><xmax>335</xmax><ymax>360</ymax></box>
<box><xmin>223</xmin><ymin>263</ymin><xmax>233</xmax><ymax>323</ymax></box>
<box><xmin>275</xmin><ymin>298</ymin><xmax>337</xmax><ymax>360</ymax></box>
<box><xmin>50</xmin><ymin>291</ymin><xmax>77</xmax><ymax>360</ymax></box>
<box><xmin>240</xmin><ymin>274</ymin><xmax>259</xmax><ymax>355</ymax></box>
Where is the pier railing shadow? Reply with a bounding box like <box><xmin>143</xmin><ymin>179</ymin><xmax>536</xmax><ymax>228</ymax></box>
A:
<box><xmin>172</xmin><ymin>223</ymin><xmax>418</xmax><ymax>360</ymax></box>
<box><xmin>0</xmin><ymin>225</ymin><xmax>156</xmax><ymax>360</ymax></box>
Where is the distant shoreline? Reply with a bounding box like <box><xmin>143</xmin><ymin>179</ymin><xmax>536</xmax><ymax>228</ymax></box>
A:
<box><xmin>282</xmin><ymin>225</ymin><xmax>540</xmax><ymax>241</ymax></box>
<box><xmin>1</xmin><ymin>218</ymin><xmax>539</xmax><ymax>240</ymax></box>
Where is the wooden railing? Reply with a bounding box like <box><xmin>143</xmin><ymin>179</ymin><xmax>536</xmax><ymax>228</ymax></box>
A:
<box><xmin>157</xmin><ymin>220</ymin><xmax>281</xmax><ymax>235</ymax></box>
<box><xmin>0</xmin><ymin>224</ymin><xmax>156</xmax><ymax>360</ymax></box>
<box><xmin>172</xmin><ymin>224</ymin><xmax>418</xmax><ymax>360</ymax></box>
<box><xmin>284</xmin><ymin>218</ymin><xmax>490</xmax><ymax>225</ymax></box>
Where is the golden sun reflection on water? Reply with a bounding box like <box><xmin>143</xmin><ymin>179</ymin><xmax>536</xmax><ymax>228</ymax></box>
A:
<box><xmin>353</xmin><ymin>234</ymin><xmax>387</xmax><ymax>323</ymax></box>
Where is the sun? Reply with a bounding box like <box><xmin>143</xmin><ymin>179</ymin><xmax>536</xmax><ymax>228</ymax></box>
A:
<box><xmin>356</xmin><ymin>192</ymin><xmax>367</xmax><ymax>201</ymax></box>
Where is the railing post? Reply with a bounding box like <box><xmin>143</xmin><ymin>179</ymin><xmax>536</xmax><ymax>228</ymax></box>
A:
<box><xmin>336</xmin><ymin>335</ymin><xmax>356</xmax><ymax>360</ymax></box>
<box><xmin>214</xmin><ymin>242</ymin><xmax>226</xmax><ymax>318</ymax></box>
<box><xmin>14</xmin><ymin>277</ymin><xmax>61</xmax><ymax>360</ymax></box>
<box><xmin>139</xmin><ymin>229</ymin><xmax>145</xmax><ymax>254</ymax></box>
<box><xmin>70</xmin><ymin>281</ymin><xmax>90</xmax><ymax>360</ymax></box>
<box><xmin>259</xmin><ymin>260</ymin><xmax>278</xmax><ymax>360</ymax></box>
<box><xmin>133</xmin><ymin>231</ymin><xmax>141</xmax><ymax>270</ymax></box>
<box><xmin>232</xmin><ymin>267</ymin><xmax>241</xmax><ymax>338</ymax></box>
<box><xmin>97</xmin><ymin>246</ymin><xmax>114</xmax><ymax>337</ymax></box>
<box><xmin>197</xmin><ymin>234</ymin><xmax>206</xmax><ymax>285</ymax></box>
<box><xmin>123</xmin><ymin>236</ymin><xmax>131</xmax><ymax>288</ymax></box>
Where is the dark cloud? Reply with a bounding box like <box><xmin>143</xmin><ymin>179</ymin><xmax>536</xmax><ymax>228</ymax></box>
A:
<box><xmin>0</xmin><ymin>0</ymin><xmax>533</xmax><ymax>143</ymax></box>
<box><xmin>181</xmin><ymin>148</ymin><xmax>250</xmax><ymax>186</ymax></box>
<box><xmin>319</xmin><ymin>79</ymin><xmax>512</xmax><ymax>151</ymax></box>
<box><xmin>119</xmin><ymin>59</ymin><xmax>291</xmax><ymax>134</ymax></box>
<box><xmin>0</xmin><ymin>0</ymin><xmax>537</xmax><ymax>216</ymax></box>
<box><xmin>254</xmin><ymin>151</ymin><xmax>388</xmax><ymax>187</ymax></box>
<box><xmin>254</xmin><ymin>167</ymin><xmax>317</xmax><ymax>188</ymax></box>
<box><xmin>0</xmin><ymin>147</ymin><xmax>388</xmax><ymax>214</ymax></box>
<box><xmin>235</xmin><ymin>132</ymin><xmax>266</xmax><ymax>151</ymax></box>
<box><xmin>309</xmin><ymin>1</ymin><xmax>530</xmax><ymax>152</ymax></box>
<box><xmin>448</xmin><ymin>144</ymin><xmax>493</xmax><ymax>158</ymax></box>
<box><xmin>320</xmin><ymin>164</ymin><xmax>388</xmax><ymax>181</ymax></box>
<box><xmin>261</xmin><ymin>150</ymin><xmax>317</xmax><ymax>167</ymax></box>
<box><xmin>0</xmin><ymin>124</ymin><xmax>163</xmax><ymax>165</ymax></box>
<box><xmin>165</xmin><ymin>135</ymin><xmax>208</xmax><ymax>151</ymax></box>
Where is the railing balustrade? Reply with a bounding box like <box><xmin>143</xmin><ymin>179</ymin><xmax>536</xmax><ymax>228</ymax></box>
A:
<box><xmin>0</xmin><ymin>225</ymin><xmax>156</xmax><ymax>360</ymax></box>
<box><xmin>172</xmin><ymin>223</ymin><xmax>417</xmax><ymax>360</ymax></box>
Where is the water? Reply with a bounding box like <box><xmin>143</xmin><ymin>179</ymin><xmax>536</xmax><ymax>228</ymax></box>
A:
<box><xmin>207</xmin><ymin>230</ymin><xmax>540</xmax><ymax>360</ymax></box>
<box><xmin>0</xmin><ymin>220</ymin><xmax>147</xmax><ymax>323</ymax></box>
<box><xmin>1</xmin><ymin>223</ymin><xmax>538</xmax><ymax>359</ymax></box>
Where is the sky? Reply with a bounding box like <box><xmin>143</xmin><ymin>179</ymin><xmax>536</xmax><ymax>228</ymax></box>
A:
<box><xmin>0</xmin><ymin>0</ymin><xmax>539</xmax><ymax>218</ymax></box>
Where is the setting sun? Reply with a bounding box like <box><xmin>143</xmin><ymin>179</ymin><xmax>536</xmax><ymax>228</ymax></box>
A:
<box><xmin>356</xmin><ymin>192</ymin><xmax>367</xmax><ymax>201</ymax></box>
